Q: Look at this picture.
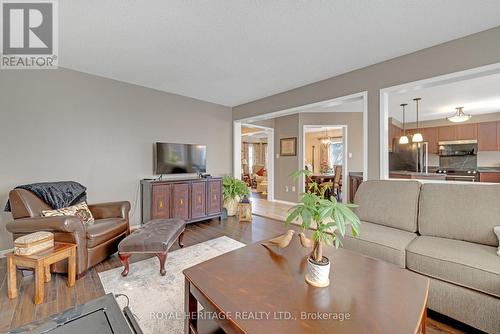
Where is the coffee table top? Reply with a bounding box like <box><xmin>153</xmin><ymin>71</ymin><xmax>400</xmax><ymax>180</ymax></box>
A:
<box><xmin>183</xmin><ymin>238</ymin><xmax>429</xmax><ymax>334</ymax></box>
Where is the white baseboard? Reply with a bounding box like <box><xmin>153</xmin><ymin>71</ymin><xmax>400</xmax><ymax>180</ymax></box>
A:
<box><xmin>0</xmin><ymin>248</ymin><xmax>13</xmax><ymax>258</ymax></box>
<box><xmin>272</xmin><ymin>199</ymin><xmax>297</xmax><ymax>206</ymax></box>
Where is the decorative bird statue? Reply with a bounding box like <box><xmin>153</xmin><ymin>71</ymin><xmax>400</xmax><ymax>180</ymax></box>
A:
<box><xmin>298</xmin><ymin>232</ymin><xmax>314</xmax><ymax>248</ymax></box>
<box><xmin>261</xmin><ymin>230</ymin><xmax>295</xmax><ymax>249</ymax></box>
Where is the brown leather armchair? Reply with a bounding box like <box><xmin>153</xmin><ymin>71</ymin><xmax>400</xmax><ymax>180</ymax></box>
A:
<box><xmin>6</xmin><ymin>189</ymin><xmax>130</xmax><ymax>277</ymax></box>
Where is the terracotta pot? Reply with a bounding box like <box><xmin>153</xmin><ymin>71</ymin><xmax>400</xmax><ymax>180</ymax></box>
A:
<box><xmin>305</xmin><ymin>256</ymin><xmax>331</xmax><ymax>287</ymax></box>
<box><xmin>224</xmin><ymin>197</ymin><xmax>240</xmax><ymax>216</ymax></box>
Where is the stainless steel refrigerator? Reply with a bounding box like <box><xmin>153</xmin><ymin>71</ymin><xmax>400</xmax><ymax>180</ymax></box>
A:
<box><xmin>389</xmin><ymin>141</ymin><xmax>429</xmax><ymax>173</ymax></box>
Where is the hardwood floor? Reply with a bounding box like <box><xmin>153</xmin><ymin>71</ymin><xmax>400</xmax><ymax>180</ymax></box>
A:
<box><xmin>0</xmin><ymin>216</ymin><xmax>484</xmax><ymax>333</ymax></box>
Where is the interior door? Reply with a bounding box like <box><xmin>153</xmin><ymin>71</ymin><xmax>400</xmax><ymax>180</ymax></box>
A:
<box><xmin>172</xmin><ymin>183</ymin><xmax>189</xmax><ymax>220</ymax></box>
<box><xmin>191</xmin><ymin>181</ymin><xmax>206</xmax><ymax>219</ymax></box>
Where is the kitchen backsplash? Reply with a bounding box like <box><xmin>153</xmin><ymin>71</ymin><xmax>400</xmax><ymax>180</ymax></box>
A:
<box><xmin>477</xmin><ymin>151</ymin><xmax>500</xmax><ymax>167</ymax></box>
<box><xmin>429</xmin><ymin>152</ymin><xmax>500</xmax><ymax>168</ymax></box>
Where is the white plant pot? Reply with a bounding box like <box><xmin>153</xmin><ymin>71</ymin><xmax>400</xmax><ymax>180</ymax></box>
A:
<box><xmin>224</xmin><ymin>197</ymin><xmax>239</xmax><ymax>216</ymax></box>
<box><xmin>305</xmin><ymin>256</ymin><xmax>331</xmax><ymax>287</ymax></box>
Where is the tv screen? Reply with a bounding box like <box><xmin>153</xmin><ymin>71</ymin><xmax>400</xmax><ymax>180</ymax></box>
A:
<box><xmin>155</xmin><ymin>142</ymin><xmax>207</xmax><ymax>175</ymax></box>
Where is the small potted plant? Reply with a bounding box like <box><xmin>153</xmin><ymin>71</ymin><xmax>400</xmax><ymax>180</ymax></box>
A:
<box><xmin>285</xmin><ymin>170</ymin><xmax>360</xmax><ymax>287</ymax></box>
<box><xmin>223</xmin><ymin>176</ymin><xmax>250</xmax><ymax>216</ymax></box>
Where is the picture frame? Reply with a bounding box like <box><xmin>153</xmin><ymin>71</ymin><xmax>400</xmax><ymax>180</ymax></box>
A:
<box><xmin>280</xmin><ymin>137</ymin><xmax>297</xmax><ymax>156</ymax></box>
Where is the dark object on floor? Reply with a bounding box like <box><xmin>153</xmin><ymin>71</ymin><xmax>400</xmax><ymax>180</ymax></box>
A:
<box><xmin>118</xmin><ymin>218</ymin><xmax>186</xmax><ymax>276</ymax></box>
<box><xmin>8</xmin><ymin>293</ymin><xmax>142</xmax><ymax>334</ymax></box>
<box><xmin>4</xmin><ymin>181</ymin><xmax>87</xmax><ymax>212</ymax></box>
<box><xmin>6</xmin><ymin>188</ymin><xmax>131</xmax><ymax>276</ymax></box>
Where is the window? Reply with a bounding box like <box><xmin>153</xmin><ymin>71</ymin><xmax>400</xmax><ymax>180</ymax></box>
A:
<box><xmin>328</xmin><ymin>142</ymin><xmax>343</xmax><ymax>167</ymax></box>
<box><xmin>248</xmin><ymin>144</ymin><xmax>254</xmax><ymax>173</ymax></box>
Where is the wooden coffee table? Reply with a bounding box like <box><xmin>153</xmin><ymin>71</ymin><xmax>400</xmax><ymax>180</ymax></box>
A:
<box><xmin>6</xmin><ymin>242</ymin><xmax>77</xmax><ymax>305</ymax></box>
<box><xmin>183</xmin><ymin>238</ymin><xmax>429</xmax><ymax>334</ymax></box>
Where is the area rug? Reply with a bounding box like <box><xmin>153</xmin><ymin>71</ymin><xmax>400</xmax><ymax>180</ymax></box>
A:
<box><xmin>98</xmin><ymin>236</ymin><xmax>245</xmax><ymax>334</ymax></box>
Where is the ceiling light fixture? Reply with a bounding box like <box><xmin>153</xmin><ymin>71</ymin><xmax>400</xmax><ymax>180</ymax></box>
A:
<box><xmin>320</xmin><ymin>129</ymin><xmax>331</xmax><ymax>144</ymax></box>
<box><xmin>412</xmin><ymin>98</ymin><xmax>423</xmax><ymax>143</ymax></box>
<box><xmin>399</xmin><ymin>103</ymin><xmax>409</xmax><ymax>144</ymax></box>
<box><xmin>447</xmin><ymin>107</ymin><xmax>471</xmax><ymax>123</ymax></box>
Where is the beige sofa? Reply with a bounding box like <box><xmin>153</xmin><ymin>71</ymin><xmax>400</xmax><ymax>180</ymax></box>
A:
<box><xmin>349</xmin><ymin>180</ymin><xmax>500</xmax><ymax>334</ymax></box>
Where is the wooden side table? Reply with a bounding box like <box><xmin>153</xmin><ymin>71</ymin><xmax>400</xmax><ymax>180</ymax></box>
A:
<box><xmin>6</xmin><ymin>242</ymin><xmax>77</xmax><ymax>305</ymax></box>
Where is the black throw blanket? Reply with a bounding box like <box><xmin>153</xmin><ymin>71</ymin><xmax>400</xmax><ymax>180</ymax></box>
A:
<box><xmin>4</xmin><ymin>181</ymin><xmax>87</xmax><ymax>212</ymax></box>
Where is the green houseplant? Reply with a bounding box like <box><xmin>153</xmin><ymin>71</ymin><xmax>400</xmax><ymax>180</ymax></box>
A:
<box><xmin>285</xmin><ymin>170</ymin><xmax>360</xmax><ymax>287</ymax></box>
<box><xmin>222</xmin><ymin>176</ymin><xmax>250</xmax><ymax>216</ymax></box>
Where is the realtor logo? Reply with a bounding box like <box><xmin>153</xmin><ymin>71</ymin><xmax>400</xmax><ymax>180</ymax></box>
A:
<box><xmin>1</xmin><ymin>0</ymin><xmax>58</xmax><ymax>69</ymax></box>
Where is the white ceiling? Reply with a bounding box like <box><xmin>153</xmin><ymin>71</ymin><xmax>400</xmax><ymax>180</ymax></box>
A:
<box><xmin>389</xmin><ymin>72</ymin><xmax>500</xmax><ymax>123</ymax></box>
<box><xmin>60</xmin><ymin>1</ymin><xmax>500</xmax><ymax>107</ymax></box>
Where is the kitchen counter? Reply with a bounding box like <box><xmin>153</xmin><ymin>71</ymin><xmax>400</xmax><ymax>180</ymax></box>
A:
<box><xmin>477</xmin><ymin>167</ymin><xmax>500</xmax><ymax>173</ymax></box>
<box><xmin>389</xmin><ymin>171</ymin><xmax>446</xmax><ymax>180</ymax></box>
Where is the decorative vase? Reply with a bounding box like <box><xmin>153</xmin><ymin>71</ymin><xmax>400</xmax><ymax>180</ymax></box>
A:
<box><xmin>305</xmin><ymin>256</ymin><xmax>331</xmax><ymax>287</ymax></box>
<box><xmin>224</xmin><ymin>197</ymin><xmax>239</xmax><ymax>216</ymax></box>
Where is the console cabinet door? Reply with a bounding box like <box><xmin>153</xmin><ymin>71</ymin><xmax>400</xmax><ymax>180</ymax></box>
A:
<box><xmin>172</xmin><ymin>183</ymin><xmax>190</xmax><ymax>220</ymax></box>
<box><xmin>207</xmin><ymin>179</ymin><xmax>222</xmax><ymax>215</ymax></box>
<box><xmin>191</xmin><ymin>181</ymin><xmax>206</xmax><ymax>219</ymax></box>
<box><xmin>152</xmin><ymin>184</ymin><xmax>170</xmax><ymax>219</ymax></box>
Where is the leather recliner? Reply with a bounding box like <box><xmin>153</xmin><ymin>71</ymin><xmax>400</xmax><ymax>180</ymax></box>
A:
<box><xmin>6</xmin><ymin>189</ymin><xmax>130</xmax><ymax>277</ymax></box>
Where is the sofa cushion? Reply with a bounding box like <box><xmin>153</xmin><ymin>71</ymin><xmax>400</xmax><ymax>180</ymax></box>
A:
<box><xmin>86</xmin><ymin>218</ymin><xmax>128</xmax><ymax>248</ymax></box>
<box><xmin>407</xmin><ymin>236</ymin><xmax>500</xmax><ymax>298</ymax></box>
<box><xmin>353</xmin><ymin>180</ymin><xmax>420</xmax><ymax>232</ymax></box>
<box><xmin>418</xmin><ymin>183</ymin><xmax>500</xmax><ymax>246</ymax></box>
<box><xmin>340</xmin><ymin>221</ymin><xmax>418</xmax><ymax>268</ymax></box>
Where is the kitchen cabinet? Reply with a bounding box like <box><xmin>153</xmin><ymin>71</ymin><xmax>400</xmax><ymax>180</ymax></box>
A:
<box><xmin>497</xmin><ymin>122</ymin><xmax>500</xmax><ymax>150</ymax></box>
<box><xmin>479</xmin><ymin>172</ymin><xmax>500</xmax><ymax>183</ymax></box>
<box><xmin>438</xmin><ymin>126</ymin><xmax>456</xmax><ymax>141</ymax></box>
<box><xmin>478</xmin><ymin>122</ymin><xmax>498</xmax><ymax>151</ymax></box>
<box><xmin>455</xmin><ymin>123</ymin><xmax>477</xmax><ymax>140</ymax></box>
<box><xmin>388</xmin><ymin>122</ymin><xmax>402</xmax><ymax>152</ymax></box>
<box><xmin>420</xmin><ymin>127</ymin><xmax>438</xmax><ymax>154</ymax></box>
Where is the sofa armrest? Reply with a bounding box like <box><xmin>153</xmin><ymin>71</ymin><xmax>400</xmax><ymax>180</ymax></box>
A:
<box><xmin>88</xmin><ymin>201</ymin><xmax>131</xmax><ymax>220</ymax></box>
<box><xmin>6</xmin><ymin>216</ymin><xmax>85</xmax><ymax>234</ymax></box>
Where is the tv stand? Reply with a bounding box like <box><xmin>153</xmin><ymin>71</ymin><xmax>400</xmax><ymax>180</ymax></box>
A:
<box><xmin>140</xmin><ymin>177</ymin><xmax>222</xmax><ymax>224</ymax></box>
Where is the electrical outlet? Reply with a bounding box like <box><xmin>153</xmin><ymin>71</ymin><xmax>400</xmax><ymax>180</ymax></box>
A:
<box><xmin>349</xmin><ymin>152</ymin><xmax>353</xmax><ymax>158</ymax></box>
<box><xmin>285</xmin><ymin>186</ymin><xmax>289</xmax><ymax>192</ymax></box>
<box><xmin>292</xmin><ymin>186</ymin><xmax>296</xmax><ymax>192</ymax></box>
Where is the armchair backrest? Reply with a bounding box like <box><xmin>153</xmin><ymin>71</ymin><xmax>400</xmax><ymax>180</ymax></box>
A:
<box><xmin>9</xmin><ymin>189</ymin><xmax>52</xmax><ymax>219</ymax></box>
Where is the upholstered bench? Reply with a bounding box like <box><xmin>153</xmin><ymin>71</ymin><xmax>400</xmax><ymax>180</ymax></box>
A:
<box><xmin>117</xmin><ymin>218</ymin><xmax>185</xmax><ymax>277</ymax></box>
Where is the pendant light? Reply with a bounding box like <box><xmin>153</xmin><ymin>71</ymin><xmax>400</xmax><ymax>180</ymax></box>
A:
<box><xmin>412</xmin><ymin>98</ymin><xmax>423</xmax><ymax>143</ymax></box>
<box><xmin>320</xmin><ymin>129</ymin><xmax>331</xmax><ymax>144</ymax></box>
<box><xmin>399</xmin><ymin>103</ymin><xmax>409</xmax><ymax>144</ymax></box>
<box><xmin>447</xmin><ymin>107</ymin><xmax>471</xmax><ymax>123</ymax></box>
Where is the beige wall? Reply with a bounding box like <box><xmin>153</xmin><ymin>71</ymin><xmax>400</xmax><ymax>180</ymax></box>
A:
<box><xmin>274</xmin><ymin>114</ymin><xmax>300</xmax><ymax>202</ymax></box>
<box><xmin>233</xmin><ymin>26</ymin><xmax>500</xmax><ymax>180</ymax></box>
<box><xmin>0</xmin><ymin>68</ymin><xmax>232</xmax><ymax>251</ymax></box>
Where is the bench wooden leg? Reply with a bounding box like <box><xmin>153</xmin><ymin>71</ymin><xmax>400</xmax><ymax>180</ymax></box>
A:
<box><xmin>119</xmin><ymin>253</ymin><xmax>130</xmax><ymax>277</ymax></box>
<box><xmin>178</xmin><ymin>231</ymin><xmax>185</xmax><ymax>248</ymax></box>
<box><xmin>7</xmin><ymin>256</ymin><xmax>17</xmax><ymax>300</ymax></box>
<box><xmin>156</xmin><ymin>252</ymin><xmax>167</xmax><ymax>276</ymax></box>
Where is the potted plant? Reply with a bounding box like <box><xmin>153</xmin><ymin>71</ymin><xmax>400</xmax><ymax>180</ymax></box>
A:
<box><xmin>223</xmin><ymin>176</ymin><xmax>250</xmax><ymax>216</ymax></box>
<box><xmin>285</xmin><ymin>170</ymin><xmax>360</xmax><ymax>287</ymax></box>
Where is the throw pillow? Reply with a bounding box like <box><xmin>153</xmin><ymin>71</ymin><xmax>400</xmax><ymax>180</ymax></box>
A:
<box><xmin>42</xmin><ymin>202</ymin><xmax>95</xmax><ymax>225</ymax></box>
<box><xmin>256</xmin><ymin>168</ymin><xmax>265</xmax><ymax>177</ymax></box>
<box><xmin>494</xmin><ymin>226</ymin><xmax>500</xmax><ymax>256</ymax></box>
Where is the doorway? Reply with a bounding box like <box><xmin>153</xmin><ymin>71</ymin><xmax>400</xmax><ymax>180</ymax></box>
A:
<box><xmin>237</xmin><ymin>123</ymin><xmax>274</xmax><ymax>201</ymax></box>
<box><xmin>303</xmin><ymin>125</ymin><xmax>347</xmax><ymax>202</ymax></box>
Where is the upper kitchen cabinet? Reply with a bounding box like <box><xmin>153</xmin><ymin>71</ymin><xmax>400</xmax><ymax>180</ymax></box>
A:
<box><xmin>455</xmin><ymin>123</ymin><xmax>477</xmax><ymax>140</ymax></box>
<box><xmin>388</xmin><ymin>120</ymin><xmax>402</xmax><ymax>152</ymax></box>
<box><xmin>478</xmin><ymin>122</ymin><xmax>498</xmax><ymax>151</ymax></box>
<box><xmin>420</xmin><ymin>127</ymin><xmax>438</xmax><ymax>154</ymax></box>
<box><xmin>438</xmin><ymin>126</ymin><xmax>456</xmax><ymax>141</ymax></box>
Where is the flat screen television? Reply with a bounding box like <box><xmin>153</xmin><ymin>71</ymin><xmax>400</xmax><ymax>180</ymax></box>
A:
<box><xmin>155</xmin><ymin>142</ymin><xmax>207</xmax><ymax>175</ymax></box>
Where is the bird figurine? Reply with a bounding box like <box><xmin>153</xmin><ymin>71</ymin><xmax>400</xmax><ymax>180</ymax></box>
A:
<box><xmin>298</xmin><ymin>232</ymin><xmax>314</xmax><ymax>248</ymax></box>
<box><xmin>261</xmin><ymin>230</ymin><xmax>295</xmax><ymax>249</ymax></box>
